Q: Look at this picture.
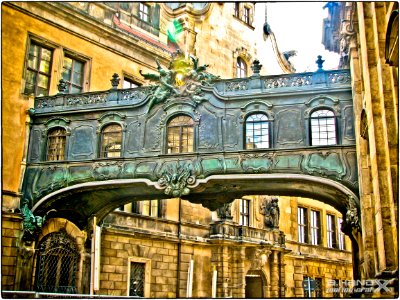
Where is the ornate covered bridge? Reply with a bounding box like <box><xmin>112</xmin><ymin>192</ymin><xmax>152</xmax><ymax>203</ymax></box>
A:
<box><xmin>22</xmin><ymin>54</ymin><xmax>359</xmax><ymax>234</ymax></box>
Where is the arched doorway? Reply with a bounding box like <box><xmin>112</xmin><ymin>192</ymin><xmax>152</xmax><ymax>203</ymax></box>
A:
<box><xmin>245</xmin><ymin>270</ymin><xmax>266</xmax><ymax>298</ymax></box>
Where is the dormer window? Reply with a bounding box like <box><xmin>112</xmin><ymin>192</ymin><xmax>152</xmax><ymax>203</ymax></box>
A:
<box><xmin>139</xmin><ymin>3</ymin><xmax>150</xmax><ymax>22</ymax></box>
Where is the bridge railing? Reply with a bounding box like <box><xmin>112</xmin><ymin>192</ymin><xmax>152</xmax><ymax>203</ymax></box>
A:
<box><xmin>32</xmin><ymin>69</ymin><xmax>351</xmax><ymax>113</ymax></box>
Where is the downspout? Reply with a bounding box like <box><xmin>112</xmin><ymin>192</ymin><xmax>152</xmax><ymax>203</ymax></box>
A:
<box><xmin>176</xmin><ymin>198</ymin><xmax>182</xmax><ymax>297</ymax></box>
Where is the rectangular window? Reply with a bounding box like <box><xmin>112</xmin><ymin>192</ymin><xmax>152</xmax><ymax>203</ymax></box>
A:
<box><xmin>141</xmin><ymin>200</ymin><xmax>161</xmax><ymax>217</ymax></box>
<box><xmin>332</xmin><ymin>279</ymin><xmax>340</xmax><ymax>298</ymax></box>
<box><xmin>239</xmin><ymin>199</ymin><xmax>250</xmax><ymax>226</ymax></box>
<box><xmin>327</xmin><ymin>214</ymin><xmax>337</xmax><ymax>248</ymax></box>
<box><xmin>139</xmin><ymin>3</ymin><xmax>150</xmax><ymax>22</ymax></box>
<box><xmin>338</xmin><ymin>217</ymin><xmax>345</xmax><ymax>250</ymax></box>
<box><xmin>62</xmin><ymin>56</ymin><xmax>84</xmax><ymax>94</ymax></box>
<box><xmin>24</xmin><ymin>42</ymin><xmax>53</xmax><ymax>96</ymax></box>
<box><xmin>298</xmin><ymin>207</ymin><xmax>308</xmax><ymax>243</ymax></box>
<box><xmin>244</xmin><ymin>7</ymin><xmax>250</xmax><ymax>24</ymax></box>
<box><xmin>123</xmin><ymin>77</ymin><xmax>140</xmax><ymax>89</ymax></box>
<box><xmin>310</xmin><ymin>210</ymin><xmax>321</xmax><ymax>245</ymax></box>
<box><xmin>129</xmin><ymin>262</ymin><xmax>145</xmax><ymax>297</ymax></box>
<box><xmin>234</xmin><ymin>2</ymin><xmax>240</xmax><ymax>18</ymax></box>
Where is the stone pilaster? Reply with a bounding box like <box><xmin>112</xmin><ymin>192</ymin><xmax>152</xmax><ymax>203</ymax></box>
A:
<box><xmin>270</xmin><ymin>250</ymin><xmax>279</xmax><ymax>297</ymax></box>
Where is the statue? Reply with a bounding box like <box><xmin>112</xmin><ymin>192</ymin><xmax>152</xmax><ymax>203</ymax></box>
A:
<box><xmin>216</xmin><ymin>202</ymin><xmax>233</xmax><ymax>220</ymax></box>
<box><xmin>140</xmin><ymin>52</ymin><xmax>219</xmax><ymax>112</ymax></box>
<box><xmin>140</xmin><ymin>59</ymin><xmax>179</xmax><ymax>112</ymax></box>
<box><xmin>260</xmin><ymin>196</ymin><xmax>280</xmax><ymax>229</ymax></box>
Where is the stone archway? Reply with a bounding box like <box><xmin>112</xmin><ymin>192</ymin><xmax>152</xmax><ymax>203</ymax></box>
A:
<box><xmin>245</xmin><ymin>270</ymin><xmax>267</xmax><ymax>298</ymax></box>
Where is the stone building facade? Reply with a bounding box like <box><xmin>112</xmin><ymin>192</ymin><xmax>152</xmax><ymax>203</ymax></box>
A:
<box><xmin>323</xmin><ymin>2</ymin><xmax>398</xmax><ymax>296</ymax></box>
<box><xmin>3</xmin><ymin>1</ymin><xmax>392</xmax><ymax>298</ymax></box>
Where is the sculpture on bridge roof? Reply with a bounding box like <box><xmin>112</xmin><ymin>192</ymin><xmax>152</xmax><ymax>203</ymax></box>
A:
<box><xmin>140</xmin><ymin>50</ymin><xmax>220</xmax><ymax>112</ymax></box>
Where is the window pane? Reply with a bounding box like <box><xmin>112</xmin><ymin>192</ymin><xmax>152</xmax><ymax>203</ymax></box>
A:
<box><xmin>101</xmin><ymin>124</ymin><xmax>122</xmax><ymax>158</ymax></box>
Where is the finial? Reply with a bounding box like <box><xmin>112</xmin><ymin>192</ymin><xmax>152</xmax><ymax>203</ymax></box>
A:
<box><xmin>316</xmin><ymin>55</ymin><xmax>325</xmax><ymax>71</ymax></box>
<box><xmin>251</xmin><ymin>59</ymin><xmax>262</xmax><ymax>76</ymax></box>
<box><xmin>57</xmin><ymin>79</ymin><xmax>68</xmax><ymax>94</ymax></box>
<box><xmin>110</xmin><ymin>73</ymin><xmax>120</xmax><ymax>89</ymax></box>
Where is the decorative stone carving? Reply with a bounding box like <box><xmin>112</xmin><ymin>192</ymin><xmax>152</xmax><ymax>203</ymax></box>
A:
<box><xmin>157</xmin><ymin>163</ymin><xmax>196</xmax><ymax>197</ymax></box>
<box><xmin>216</xmin><ymin>202</ymin><xmax>233</xmax><ymax>220</ymax></box>
<box><xmin>251</xmin><ymin>59</ymin><xmax>262</xmax><ymax>76</ymax></box>
<box><xmin>250</xmin><ymin>248</ymin><xmax>271</xmax><ymax>270</ymax></box>
<box><xmin>66</xmin><ymin>93</ymin><xmax>108</xmax><ymax>106</ymax></box>
<box><xmin>260</xmin><ymin>196</ymin><xmax>280</xmax><ymax>229</ymax></box>
<box><xmin>344</xmin><ymin>196</ymin><xmax>361</xmax><ymax>233</ymax></box>
<box><xmin>57</xmin><ymin>78</ymin><xmax>68</xmax><ymax>94</ymax></box>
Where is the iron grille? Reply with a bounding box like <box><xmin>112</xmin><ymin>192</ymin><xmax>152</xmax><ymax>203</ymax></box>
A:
<box><xmin>35</xmin><ymin>231</ymin><xmax>79</xmax><ymax>294</ymax></box>
<box><xmin>129</xmin><ymin>262</ymin><xmax>145</xmax><ymax>297</ymax></box>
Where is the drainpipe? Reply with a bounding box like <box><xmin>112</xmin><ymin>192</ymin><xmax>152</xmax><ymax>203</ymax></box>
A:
<box><xmin>176</xmin><ymin>198</ymin><xmax>182</xmax><ymax>297</ymax></box>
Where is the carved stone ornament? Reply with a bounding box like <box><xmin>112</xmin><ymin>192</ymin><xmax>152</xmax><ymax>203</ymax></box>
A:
<box><xmin>250</xmin><ymin>248</ymin><xmax>271</xmax><ymax>270</ymax></box>
<box><xmin>343</xmin><ymin>196</ymin><xmax>361</xmax><ymax>233</ymax></box>
<box><xmin>157</xmin><ymin>162</ymin><xmax>196</xmax><ymax>197</ymax></box>
<box><xmin>216</xmin><ymin>202</ymin><xmax>233</xmax><ymax>220</ymax></box>
<box><xmin>140</xmin><ymin>50</ymin><xmax>219</xmax><ymax>112</ymax></box>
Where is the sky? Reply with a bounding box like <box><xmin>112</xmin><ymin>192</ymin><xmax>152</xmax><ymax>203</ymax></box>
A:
<box><xmin>266</xmin><ymin>2</ymin><xmax>340</xmax><ymax>72</ymax></box>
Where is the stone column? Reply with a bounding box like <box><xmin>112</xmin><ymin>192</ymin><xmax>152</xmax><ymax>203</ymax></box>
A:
<box><xmin>270</xmin><ymin>250</ymin><xmax>279</xmax><ymax>297</ymax></box>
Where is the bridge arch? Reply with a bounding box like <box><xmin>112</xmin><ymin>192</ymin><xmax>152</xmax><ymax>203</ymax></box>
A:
<box><xmin>31</xmin><ymin>173</ymin><xmax>359</xmax><ymax>231</ymax></box>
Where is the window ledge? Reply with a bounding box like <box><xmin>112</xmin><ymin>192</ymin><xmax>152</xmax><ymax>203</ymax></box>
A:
<box><xmin>232</xmin><ymin>15</ymin><xmax>255</xmax><ymax>30</ymax></box>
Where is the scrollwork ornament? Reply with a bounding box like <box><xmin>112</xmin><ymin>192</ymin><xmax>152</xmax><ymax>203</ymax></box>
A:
<box><xmin>21</xmin><ymin>204</ymin><xmax>46</xmax><ymax>242</ymax></box>
<box><xmin>343</xmin><ymin>196</ymin><xmax>361</xmax><ymax>233</ymax></box>
<box><xmin>157</xmin><ymin>163</ymin><xmax>196</xmax><ymax>197</ymax></box>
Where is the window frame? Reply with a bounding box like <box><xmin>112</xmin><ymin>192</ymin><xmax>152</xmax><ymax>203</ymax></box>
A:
<box><xmin>234</xmin><ymin>2</ymin><xmax>240</xmax><ymax>18</ymax></box>
<box><xmin>122</xmin><ymin>75</ymin><xmax>141</xmax><ymax>89</ymax></box>
<box><xmin>310</xmin><ymin>209</ymin><xmax>321</xmax><ymax>246</ymax></box>
<box><xmin>243</xmin><ymin>6</ymin><xmax>251</xmax><ymax>24</ymax></box>
<box><xmin>24</xmin><ymin>40</ymin><xmax>54</xmax><ymax>97</ymax></box>
<box><xmin>309</xmin><ymin>108</ymin><xmax>337</xmax><ymax>146</ymax></box>
<box><xmin>338</xmin><ymin>217</ymin><xmax>345</xmax><ymax>250</ymax></box>
<box><xmin>139</xmin><ymin>3</ymin><xmax>150</xmax><ymax>22</ymax></box>
<box><xmin>298</xmin><ymin>206</ymin><xmax>308</xmax><ymax>243</ymax></box>
<box><xmin>127</xmin><ymin>257</ymin><xmax>151</xmax><ymax>298</ymax></box>
<box><xmin>244</xmin><ymin>113</ymin><xmax>271</xmax><ymax>149</ymax></box>
<box><xmin>46</xmin><ymin>127</ymin><xmax>67</xmax><ymax>161</ymax></box>
<box><xmin>99</xmin><ymin>123</ymin><xmax>123</xmax><ymax>158</ymax></box>
<box><xmin>236</xmin><ymin>57</ymin><xmax>247</xmax><ymax>78</ymax></box>
<box><xmin>239</xmin><ymin>198</ymin><xmax>250</xmax><ymax>226</ymax></box>
<box><xmin>62</xmin><ymin>55</ymin><xmax>85</xmax><ymax>94</ymax></box>
<box><xmin>326</xmin><ymin>213</ymin><xmax>337</xmax><ymax>248</ymax></box>
<box><xmin>166</xmin><ymin>115</ymin><xmax>195</xmax><ymax>154</ymax></box>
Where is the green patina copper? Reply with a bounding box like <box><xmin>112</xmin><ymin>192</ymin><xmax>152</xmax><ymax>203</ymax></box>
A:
<box><xmin>21</xmin><ymin>204</ymin><xmax>46</xmax><ymax>242</ymax></box>
<box><xmin>140</xmin><ymin>50</ymin><xmax>219</xmax><ymax>112</ymax></box>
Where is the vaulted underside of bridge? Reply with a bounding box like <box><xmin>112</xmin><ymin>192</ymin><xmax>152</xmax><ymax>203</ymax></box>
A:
<box><xmin>22</xmin><ymin>68</ymin><xmax>359</xmax><ymax>231</ymax></box>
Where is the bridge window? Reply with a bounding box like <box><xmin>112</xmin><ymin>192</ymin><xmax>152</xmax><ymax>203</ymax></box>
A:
<box><xmin>245</xmin><ymin>114</ymin><xmax>270</xmax><ymax>149</ymax></box>
<box><xmin>46</xmin><ymin>127</ymin><xmax>67</xmax><ymax>161</ymax></box>
<box><xmin>236</xmin><ymin>57</ymin><xmax>247</xmax><ymax>78</ymax></box>
<box><xmin>239</xmin><ymin>198</ymin><xmax>250</xmax><ymax>226</ymax></box>
<box><xmin>35</xmin><ymin>231</ymin><xmax>79</xmax><ymax>294</ymax></box>
<box><xmin>326</xmin><ymin>214</ymin><xmax>337</xmax><ymax>248</ymax></box>
<box><xmin>167</xmin><ymin>115</ymin><xmax>194</xmax><ymax>153</ymax></box>
<box><xmin>310</xmin><ymin>109</ymin><xmax>337</xmax><ymax>146</ymax></box>
<box><xmin>100</xmin><ymin>124</ymin><xmax>122</xmax><ymax>158</ymax></box>
<box><xmin>298</xmin><ymin>207</ymin><xmax>308</xmax><ymax>243</ymax></box>
<box><xmin>310</xmin><ymin>210</ymin><xmax>321</xmax><ymax>245</ymax></box>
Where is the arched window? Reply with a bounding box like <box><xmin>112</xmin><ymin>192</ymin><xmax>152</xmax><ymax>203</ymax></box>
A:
<box><xmin>35</xmin><ymin>231</ymin><xmax>79</xmax><ymax>294</ymax></box>
<box><xmin>46</xmin><ymin>127</ymin><xmax>67</xmax><ymax>161</ymax></box>
<box><xmin>167</xmin><ymin>115</ymin><xmax>194</xmax><ymax>153</ymax></box>
<box><xmin>245</xmin><ymin>114</ymin><xmax>270</xmax><ymax>149</ymax></box>
<box><xmin>100</xmin><ymin>124</ymin><xmax>122</xmax><ymax>158</ymax></box>
<box><xmin>236</xmin><ymin>57</ymin><xmax>247</xmax><ymax>78</ymax></box>
<box><xmin>310</xmin><ymin>109</ymin><xmax>337</xmax><ymax>145</ymax></box>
